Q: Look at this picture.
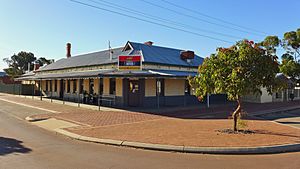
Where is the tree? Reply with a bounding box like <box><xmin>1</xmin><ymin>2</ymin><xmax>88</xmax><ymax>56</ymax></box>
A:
<box><xmin>189</xmin><ymin>40</ymin><xmax>280</xmax><ymax>131</ymax></box>
<box><xmin>3</xmin><ymin>51</ymin><xmax>36</xmax><ymax>77</ymax></box>
<box><xmin>36</xmin><ymin>57</ymin><xmax>53</xmax><ymax>67</ymax></box>
<box><xmin>280</xmin><ymin>57</ymin><xmax>300</xmax><ymax>80</ymax></box>
<box><xmin>282</xmin><ymin>28</ymin><xmax>300</xmax><ymax>62</ymax></box>
<box><xmin>3</xmin><ymin>52</ymin><xmax>54</xmax><ymax>77</ymax></box>
<box><xmin>259</xmin><ymin>35</ymin><xmax>280</xmax><ymax>56</ymax></box>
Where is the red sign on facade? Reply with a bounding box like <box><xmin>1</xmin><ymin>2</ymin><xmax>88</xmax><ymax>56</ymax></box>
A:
<box><xmin>118</xmin><ymin>56</ymin><xmax>142</xmax><ymax>70</ymax></box>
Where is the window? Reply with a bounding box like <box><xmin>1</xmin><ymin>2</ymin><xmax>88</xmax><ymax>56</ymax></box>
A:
<box><xmin>89</xmin><ymin>79</ymin><xmax>94</xmax><ymax>94</ymax></box>
<box><xmin>73</xmin><ymin>80</ymin><xmax>77</xmax><ymax>93</ymax></box>
<box><xmin>54</xmin><ymin>80</ymin><xmax>57</xmax><ymax>92</ymax></box>
<box><xmin>185</xmin><ymin>80</ymin><xmax>191</xmax><ymax>95</ymax></box>
<box><xmin>49</xmin><ymin>80</ymin><xmax>52</xmax><ymax>92</ymax></box>
<box><xmin>275</xmin><ymin>92</ymin><xmax>282</xmax><ymax>99</ymax></box>
<box><xmin>79</xmin><ymin>79</ymin><xmax>84</xmax><ymax>94</ymax></box>
<box><xmin>67</xmin><ymin>80</ymin><xmax>70</xmax><ymax>93</ymax></box>
<box><xmin>156</xmin><ymin>79</ymin><xmax>164</xmax><ymax>96</ymax></box>
<box><xmin>45</xmin><ymin>80</ymin><xmax>49</xmax><ymax>91</ymax></box>
<box><xmin>109</xmin><ymin>78</ymin><xmax>116</xmax><ymax>95</ymax></box>
<box><xmin>99</xmin><ymin>78</ymin><xmax>103</xmax><ymax>95</ymax></box>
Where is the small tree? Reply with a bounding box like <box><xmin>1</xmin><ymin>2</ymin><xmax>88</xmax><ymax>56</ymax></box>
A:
<box><xmin>189</xmin><ymin>40</ymin><xmax>280</xmax><ymax>131</ymax></box>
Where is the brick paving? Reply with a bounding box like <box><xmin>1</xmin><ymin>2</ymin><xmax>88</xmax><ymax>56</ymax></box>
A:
<box><xmin>67</xmin><ymin>119</ymin><xmax>300</xmax><ymax>147</ymax></box>
<box><xmin>0</xmin><ymin>94</ymin><xmax>162</xmax><ymax>127</ymax></box>
<box><xmin>1</xmin><ymin>93</ymin><xmax>300</xmax><ymax>147</ymax></box>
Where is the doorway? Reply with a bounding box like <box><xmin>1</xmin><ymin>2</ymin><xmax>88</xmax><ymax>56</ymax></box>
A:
<box><xmin>59</xmin><ymin>80</ymin><xmax>65</xmax><ymax>99</ymax></box>
<box><xmin>128</xmin><ymin>80</ymin><xmax>140</xmax><ymax>106</ymax></box>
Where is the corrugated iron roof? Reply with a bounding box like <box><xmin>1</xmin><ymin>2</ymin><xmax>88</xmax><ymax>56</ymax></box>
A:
<box><xmin>38</xmin><ymin>41</ymin><xmax>204</xmax><ymax>72</ymax></box>
<box><xmin>130</xmin><ymin>42</ymin><xmax>203</xmax><ymax>67</ymax></box>
<box><xmin>16</xmin><ymin>69</ymin><xmax>113</xmax><ymax>80</ymax></box>
<box><xmin>98</xmin><ymin>69</ymin><xmax>197</xmax><ymax>78</ymax></box>
<box><xmin>16</xmin><ymin>69</ymin><xmax>197</xmax><ymax>80</ymax></box>
<box><xmin>0</xmin><ymin>72</ymin><xmax>7</xmax><ymax>77</ymax></box>
<box><xmin>38</xmin><ymin>47</ymin><xmax>127</xmax><ymax>71</ymax></box>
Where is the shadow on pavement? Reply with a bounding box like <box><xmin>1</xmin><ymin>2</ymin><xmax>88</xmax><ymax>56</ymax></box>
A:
<box><xmin>254</xmin><ymin>130</ymin><xmax>300</xmax><ymax>139</ymax></box>
<box><xmin>0</xmin><ymin>136</ymin><xmax>32</xmax><ymax>156</ymax></box>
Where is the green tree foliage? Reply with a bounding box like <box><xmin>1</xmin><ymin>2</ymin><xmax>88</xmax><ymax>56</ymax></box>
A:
<box><xmin>36</xmin><ymin>57</ymin><xmax>53</xmax><ymax>67</ymax></box>
<box><xmin>189</xmin><ymin>40</ymin><xmax>280</xmax><ymax>131</ymax></box>
<box><xmin>280</xmin><ymin>58</ymin><xmax>300</xmax><ymax>80</ymax></box>
<box><xmin>3</xmin><ymin>52</ymin><xmax>53</xmax><ymax>77</ymax></box>
<box><xmin>260</xmin><ymin>31</ymin><xmax>300</xmax><ymax>80</ymax></box>
<box><xmin>282</xmin><ymin>28</ymin><xmax>300</xmax><ymax>61</ymax></box>
<box><xmin>3</xmin><ymin>51</ymin><xmax>36</xmax><ymax>77</ymax></box>
<box><xmin>279</xmin><ymin>28</ymin><xmax>300</xmax><ymax>79</ymax></box>
<box><xmin>281</xmin><ymin>53</ymin><xmax>294</xmax><ymax>61</ymax></box>
<box><xmin>259</xmin><ymin>35</ymin><xmax>280</xmax><ymax>55</ymax></box>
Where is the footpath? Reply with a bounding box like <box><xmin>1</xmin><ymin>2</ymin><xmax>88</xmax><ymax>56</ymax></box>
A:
<box><xmin>1</xmin><ymin>93</ymin><xmax>300</xmax><ymax>154</ymax></box>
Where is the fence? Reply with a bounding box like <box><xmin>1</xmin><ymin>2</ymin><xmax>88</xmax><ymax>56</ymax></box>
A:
<box><xmin>0</xmin><ymin>83</ymin><xmax>34</xmax><ymax>95</ymax></box>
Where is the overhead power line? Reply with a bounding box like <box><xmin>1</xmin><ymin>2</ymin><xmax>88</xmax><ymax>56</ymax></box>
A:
<box><xmin>89</xmin><ymin>0</ymin><xmax>245</xmax><ymax>40</ymax></box>
<box><xmin>139</xmin><ymin>0</ymin><xmax>265</xmax><ymax>37</ymax></box>
<box><xmin>160</xmin><ymin>0</ymin><xmax>268</xmax><ymax>35</ymax></box>
<box><xmin>70</xmin><ymin>0</ymin><xmax>233</xmax><ymax>43</ymax></box>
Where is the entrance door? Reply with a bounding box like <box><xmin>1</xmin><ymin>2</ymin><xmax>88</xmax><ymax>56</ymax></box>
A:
<box><xmin>128</xmin><ymin>80</ymin><xmax>140</xmax><ymax>107</ymax></box>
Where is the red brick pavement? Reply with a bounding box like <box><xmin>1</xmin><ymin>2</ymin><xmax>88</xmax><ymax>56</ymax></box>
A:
<box><xmin>1</xmin><ymin>93</ymin><xmax>300</xmax><ymax>147</ymax></box>
<box><xmin>1</xmin><ymin>93</ymin><xmax>300</xmax><ymax>127</ymax></box>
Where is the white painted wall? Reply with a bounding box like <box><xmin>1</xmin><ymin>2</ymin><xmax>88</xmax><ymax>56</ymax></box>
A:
<box><xmin>260</xmin><ymin>88</ymin><xmax>273</xmax><ymax>103</ymax></box>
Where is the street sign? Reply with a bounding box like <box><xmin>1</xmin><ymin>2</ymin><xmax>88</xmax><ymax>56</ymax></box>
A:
<box><xmin>118</xmin><ymin>56</ymin><xmax>142</xmax><ymax>70</ymax></box>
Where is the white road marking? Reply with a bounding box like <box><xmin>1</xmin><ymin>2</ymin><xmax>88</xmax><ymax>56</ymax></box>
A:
<box><xmin>0</xmin><ymin>98</ymin><xmax>60</xmax><ymax>114</ymax></box>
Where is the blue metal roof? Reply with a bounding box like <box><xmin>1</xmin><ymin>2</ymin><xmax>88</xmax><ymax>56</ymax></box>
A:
<box><xmin>38</xmin><ymin>41</ymin><xmax>204</xmax><ymax>72</ymax></box>
<box><xmin>0</xmin><ymin>72</ymin><xmax>7</xmax><ymax>77</ymax></box>
<box><xmin>129</xmin><ymin>42</ymin><xmax>204</xmax><ymax>67</ymax></box>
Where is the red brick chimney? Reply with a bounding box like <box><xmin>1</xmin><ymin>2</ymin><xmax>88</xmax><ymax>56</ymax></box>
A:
<box><xmin>144</xmin><ymin>41</ymin><xmax>153</xmax><ymax>46</ymax></box>
<box><xmin>34</xmin><ymin>63</ymin><xmax>40</xmax><ymax>71</ymax></box>
<box><xmin>66</xmin><ymin>43</ymin><xmax>71</xmax><ymax>58</ymax></box>
<box><xmin>180</xmin><ymin>50</ymin><xmax>195</xmax><ymax>60</ymax></box>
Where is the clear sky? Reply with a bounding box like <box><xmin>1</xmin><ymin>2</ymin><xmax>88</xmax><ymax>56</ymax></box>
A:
<box><xmin>0</xmin><ymin>0</ymin><xmax>299</xmax><ymax>71</ymax></box>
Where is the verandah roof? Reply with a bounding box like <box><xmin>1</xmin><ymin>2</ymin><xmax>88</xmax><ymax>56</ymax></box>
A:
<box><xmin>15</xmin><ymin>69</ymin><xmax>197</xmax><ymax>80</ymax></box>
<box><xmin>98</xmin><ymin>69</ymin><xmax>197</xmax><ymax>78</ymax></box>
<box><xmin>15</xmin><ymin>69</ymin><xmax>113</xmax><ymax>80</ymax></box>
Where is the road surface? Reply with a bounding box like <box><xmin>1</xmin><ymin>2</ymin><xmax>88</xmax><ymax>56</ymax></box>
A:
<box><xmin>0</xmin><ymin>99</ymin><xmax>299</xmax><ymax>169</ymax></box>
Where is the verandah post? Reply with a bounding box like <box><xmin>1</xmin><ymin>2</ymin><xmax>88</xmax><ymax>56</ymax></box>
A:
<box><xmin>62</xmin><ymin>79</ymin><xmax>65</xmax><ymax>104</ymax></box>
<box><xmin>50</xmin><ymin>80</ymin><xmax>53</xmax><ymax>103</ymax></box>
<box><xmin>40</xmin><ymin>79</ymin><xmax>42</xmax><ymax>101</ymax></box>
<box><xmin>78</xmin><ymin>79</ymin><xmax>80</xmax><ymax>107</ymax></box>
<box><xmin>98</xmin><ymin>77</ymin><xmax>101</xmax><ymax>111</ymax></box>
<box><xmin>32</xmin><ymin>81</ymin><xmax>35</xmax><ymax>99</ymax></box>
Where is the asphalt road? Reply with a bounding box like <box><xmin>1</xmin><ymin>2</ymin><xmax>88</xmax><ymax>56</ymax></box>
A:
<box><xmin>0</xmin><ymin>100</ymin><xmax>300</xmax><ymax>169</ymax></box>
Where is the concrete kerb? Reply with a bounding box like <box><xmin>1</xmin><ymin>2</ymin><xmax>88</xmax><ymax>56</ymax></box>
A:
<box><xmin>25</xmin><ymin>105</ymin><xmax>300</xmax><ymax>155</ymax></box>
<box><xmin>11</xmin><ymin>91</ymin><xmax>300</xmax><ymax>155</ymax></box>
<box><xmin>25</xmin><ymin>116</ymin><xmax>50</xmax><ymax>122</ymax></box>
<box><xmin>55</xmin><ymin>129</ymin><xmax>123</xmax><ymax>146</ymax></box>
<box><xmin>250</xmin><ymin>106</ymin><xmax>300</xmax><ymax>117</ymax></box>
<box><xmin>183</xmin><ymin>144</ymin><xmax>300</xmax><ymax>154</ymax></box>
<box><xmin>54</xmin><ymin>128</ymin><xmax>300</xmax><ymax>154</ymax></box>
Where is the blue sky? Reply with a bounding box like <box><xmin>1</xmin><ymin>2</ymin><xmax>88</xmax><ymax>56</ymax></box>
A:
<box><xmin>0</xmin><ymin>0</ymin><xmax>299</xmax><ymax>71</ymax></box>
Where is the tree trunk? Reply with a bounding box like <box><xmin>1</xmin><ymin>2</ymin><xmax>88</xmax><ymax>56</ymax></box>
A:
<box><xmin>232</xmin><ymin>97</ymin><xmax>242</xmax><ymax>131</ymax></box>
